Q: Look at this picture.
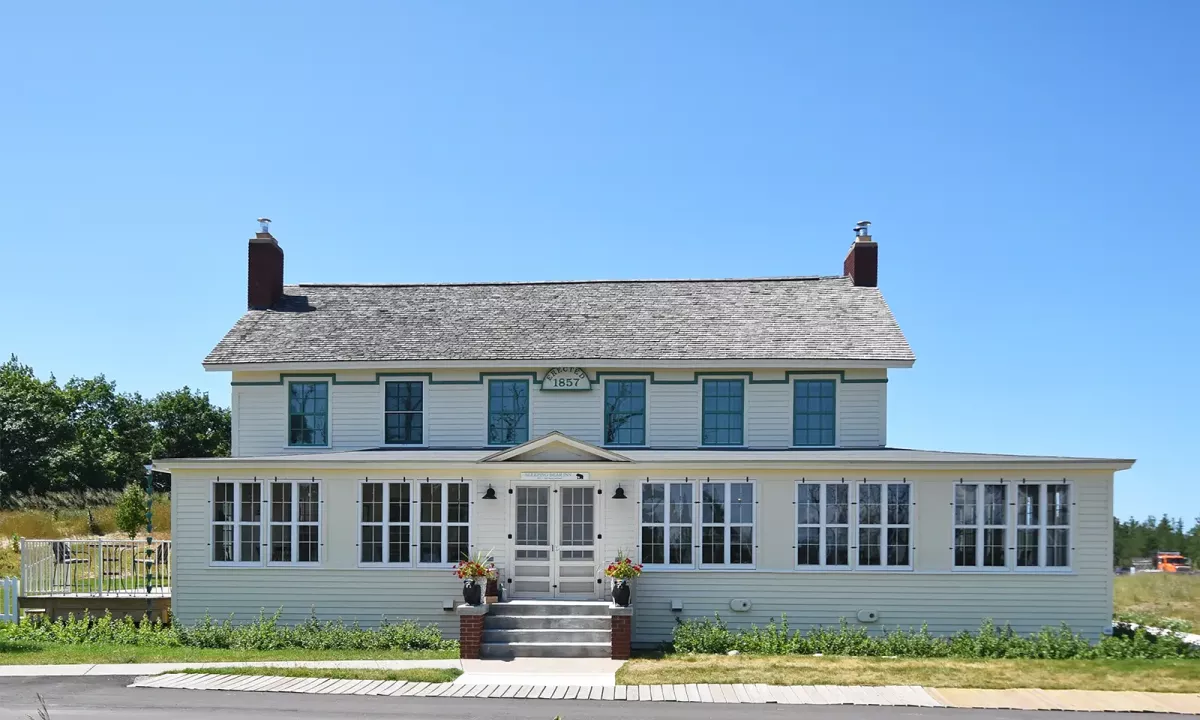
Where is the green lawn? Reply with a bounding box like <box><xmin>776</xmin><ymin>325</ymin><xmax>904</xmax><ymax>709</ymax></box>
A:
<box><xmin>170</xmin><ymin>666</ymin><xmax>461</xmax><ymax>683</ymax></box>
<box><xmin>617</xmin><ymin>655</ymin><xmax>1200</xmax><ymax>692</ymax></box>
<box><xmin>0</xmin><ymin>642</ymin><xmax>456</xmax><ymax>665</ymax></box>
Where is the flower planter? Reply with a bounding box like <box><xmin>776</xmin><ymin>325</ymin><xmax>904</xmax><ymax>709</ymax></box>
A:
<box><xmin>611</xmin><ymin>579</ymin><xmax>631</xmax><ymax>607</ymax></box>
<box><xmin>462</xmin><ymin>580</ymin><xmax>483</xmax><ymax>606</ymax></box>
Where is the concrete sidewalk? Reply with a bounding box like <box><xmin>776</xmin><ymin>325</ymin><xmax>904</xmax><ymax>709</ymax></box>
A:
<box><xmin>127</xmin><ymin>673</ymin><xmax>1200</xmax><ymax>713</ymax></box>
<box><xmin>0</xmin><ymin>659</ymin><xmax>462</xmax><ymax>677</ymax></box>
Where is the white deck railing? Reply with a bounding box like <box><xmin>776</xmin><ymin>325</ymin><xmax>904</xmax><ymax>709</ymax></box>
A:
<box><xmin>0</xmin><ymin>578</ymin><xmax>18</xmax><ymax>622</ymax></box>
<box><xmin>19</xmin><ymin>539</ymin><xmax>171</xmax><ymax>597</ymax></box>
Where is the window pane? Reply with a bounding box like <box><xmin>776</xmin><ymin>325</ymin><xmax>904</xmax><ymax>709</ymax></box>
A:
<box><xmin>983</xmin><ymin>528</ymin><xmax>1006</xmax><ymax>567</ymax></box>
<box><xmin>826</xmin><ymin>526</ymin><xmax>849</xmax><ymax>566</ymax></box>
<box><xmin>1017</xmin><ymin>528</ymin><xmax>1039</xmax><ymax>567</ymax></box>
<box><xmin>362</xmin><ymin>483</ymin><xmax>383</xmax><ymax>523</ymax></box>
<box><xmin>605</xmin><ymin>380</ymin><xmax>646</xmax><ymax>445</ymax></box>
<box><xmin>447</xmin><ymin>525</ymin><xmax>470</xmax><ymax>565</ymax></box>
<box><xmin>669</xmin><ymin>484</ymin><xmax>693</xmax><ymax>524</ymax></box>
<box><xmin>702</xmin><ymin>526</ymin><xmax>725</xmax><ymax>565</ymax></box>
<box><xmin>669</xmin><ymin>526</ymin><xmax>692</xmax><ymax>565</ymax></box>
<box><xmin>955</xmin><ymin>485</ymin><xmax>977</xmax><ymax>526</ymax></box>
<box><xmin>389</xmin><ymin>483</ymin><xmax>410</xmax><ymax>523</ymax></box>
<box><xmin>1047</xmin><ymin>528</ymin><xmax>1070</xmax><ymax>567</ymax></box>
<box><xmin>389</xmin><ymin>524</ymin><xmax>410</xmax><ymax>563</ymax></box>
<box><xmin>288</xmin><ymin>382</ymin><xmax>328</xmax><ymax>446</ymax></box>
<box><xmin>797</xmin><ymin>484</ymin><xmax>820</xmax><ymax>525</ymax></box>
<box><xmin>887</xmin><ymin>484</ymin><xmax>910</xmax><ymax>525</ymax></box>
<box><xmin>702</xmin><ymin>483</ymin><xmax>726</xmax><ymax>524</ymax></box>
<box><xmin>213</xmin><ymin>482</ymin><xmax>234</xmax><ymax>523</ymax></box>
<box><xmin>420</xmin><ymin>483</ymin><xmax>442</xmax><ymax>523</ymax></box>
<box><xmin>212</xmin><ymin>524</ymin><xmax>233</xmax><ymax>562</ymax></box>
<box><xmin>984</xmin><ymin>485</ymin><xmax>1007</xmax><ymax>526</ymax></box>
<box><xmin>298</xmin><ymin>525</ymin><xmax>319</xmax><ymax>563</ymax></box>
<box><xmin>488</xmin><ymin>380</ymin><xmax>529</xmax><ymax>445</ymax></box>
<box><xmin>730</xmin><ymin>526</ymin><xmax>753</xmax><ymax>565</ymax></box>
<box><xmin>797</xmin><ymin>527</ymin><xmax>821</xmax><ymax>565</ymax></box>
<box><xmin>298</xmin><ymin>483</ymin><xmax>319</xmax><ymax>523</ymax></box>
<box><xmin>641</xmin><ymin>483</ymin><xmax>664</xmax><ymax>524</ymax></box>
<box><xmin>1048</xmin><ymin>484</ymin><xmax>1070</xmax><ymax>525</ymax></box>
<box><xmin>271</xmin><ymin>524</ymin><xmax>292</xmax><ymax>563</ymax></box>
<box><xmin>271</xmin><ymin>483</ymin><xmax>292</xmax><ymax>522</ymax></box>
<box><xmin>240</xmin><ymin>483</ymin><xmax>261</xmax><ymax>523</ymax></box>
<box><xmin>385</xmin><ymin>412</ymin><xmax>423</xmax><ymax>445</ymax></box>
<box><xmin>1017</xmin><ymin>485</ymin><xmax>1040</xmax><ymax>526</ymax></box>
<box><xmin>826</xmin><ymin>484</ymin><xmax>849</xmax><ymax>525</ymax></box>
<box><xmin>859</xmin><ymin>527</ymin><xmax>881</xmax><ymax>566</ymax></box>
<box><xmin>794</xmin><ymin>380</ymin><xmax>835</xmax><ymax>446</ymax></box>
<box><xmin>729</xmin><ymin>483</ymin><xmax>753</xmax><ymax>524</ymax></box>
<box><xmin>240</xmin><ymin>523</ymin><xmax>260</xmax><ymax>562</ymax></box>
<box><xmin>859</xmin><ymin>484</ymin><xmax>881</xmax><ymax>525</ymax></box>
<box><xmin>420</xmin><ymin>525</ymin><xmax>442</xmax><ymax>564</ymax></box>
<box><xmin>702</xmin><ymin>380</ymin><xmax>744</xmax><ymax>445</ymax></box>
<box><xmin>447</xmin><ymin>483</ymin><xmax>469</xmax><ymax>524</ymax></box>
<box><xmin>954</xmin><ymin>528</ymin><xmax>977</xmax><ymax>567</ymax></box>
<box><xmin>887</xmin><ymin>528</ymin><xmax>910</xmax><ymax>566</ymax></box>
<box><xmin>385</xmin><ymin>381</ymin><xmax>423</xmax><ymax>412</ymax></box>
<box><xmin>361</xmin><ymin>525</ymin><xmax>382</xmax><ymax>563</ymax></box>
<box><xmin>641</xmin><ymin>526</ymin><xmax>664</xmax><ymax>565</ymax></box>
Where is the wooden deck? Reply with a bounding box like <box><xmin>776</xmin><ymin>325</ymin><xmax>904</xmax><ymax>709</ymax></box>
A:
<box><xmin>19</xmin><ymin>592</ymin><xmax>171</xmax><ymax>623</ymax></box>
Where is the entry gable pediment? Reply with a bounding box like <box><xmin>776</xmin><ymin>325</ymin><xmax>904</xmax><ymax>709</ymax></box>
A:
<box><xmin>480</xmin><ymin>432</ymin><xmax>632</xmax><ymax>463</ymax></box>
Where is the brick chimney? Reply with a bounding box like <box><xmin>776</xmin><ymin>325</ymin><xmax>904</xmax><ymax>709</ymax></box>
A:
<box><xmin>844</xmin><ymin>220</ymin><xmax>878</xmax><ymax>287</ymax></box>
<box><xmin>247</xmin><ymin>218</ymin><xmax>284</xmax><ymax>309</ymax></box>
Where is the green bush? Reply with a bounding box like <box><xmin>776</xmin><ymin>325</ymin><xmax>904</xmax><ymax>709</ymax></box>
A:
<box><xmin>113</xmin><ymin>482</ymin><xmax>148</xmax><ymax>539</ymax></box>
<box><xmin>0</xmin><ymin>608</ymin><xmax>456</xmax><ymax>653</ymax></box>
<box><xmin>671</xmin><ymin>614</ymin><xmax>1200</xmax><ymax>660</ymax></box>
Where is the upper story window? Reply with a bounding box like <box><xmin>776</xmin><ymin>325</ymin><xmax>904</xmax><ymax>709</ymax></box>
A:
<box><xmin>288</xmin><ymin>381</ymin><xmax>328</xmax><ymax>447</ymax></box>
<box><xmin>487</xmin><ymin>379</ymin><xmax>529</xmax><ymax>446</ymax></box>
<box><xmin>793</xmin><ymin>380</ymin><xmax>835</xmax><ymax>446</ymax></box>
<box><xmin>604</xmin><ymin>379</ymin><xmax>646</xmax><ymax>446</ymax></box>
<box><xmin>384</xmin><ymin>381</ymin><xmax>424</xmax><ymax>445</ymax></box>
<box><xmin>701</xmin><ymin>379</ymin><xmax>744</xmax><ymax>446</ymax></box>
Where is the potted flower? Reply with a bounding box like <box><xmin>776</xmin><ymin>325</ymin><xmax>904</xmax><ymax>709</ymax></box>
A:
<box><xmin>454</xmin><ymin>550</ymin><xmax>498</xmax><ymax>606</ymax></box>
<box><xmin>604</xmin><ymin>550</ymin><xmax>642</xmax><ymax>607</ymax></box>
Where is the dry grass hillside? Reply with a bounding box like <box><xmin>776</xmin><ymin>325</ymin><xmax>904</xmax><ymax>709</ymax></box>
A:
<box><xmin>1114</xmin><ymin>572</ymin><xmax>1200</xmax><ymax>628</ymax></box>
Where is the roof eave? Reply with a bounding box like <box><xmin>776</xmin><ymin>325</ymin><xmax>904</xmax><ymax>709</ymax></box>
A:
<box><xmin>202</xmin><ymin>357</ymin><xmax>916</xmax><ymax>372</ymax></box>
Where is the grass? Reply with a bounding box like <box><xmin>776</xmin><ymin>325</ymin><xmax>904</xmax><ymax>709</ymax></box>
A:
<box><xmin>616</xmin><ymin>654</ymin><xmax>1200</xmax><ymax>691</ymax></box>
<box><xmin>1115</xmin><ymin>573</ymin><xmax>1200</xmax><ymax>629</ymax></box>
<box><xmin>0</xmin><ymin>642</ymin><xmax>457</xmax><ymax>665</ymax></box>
<box><xmin>170</xmin><ymin>666</ymin><xmax>461</xmax><ymax>683</ymax></box>
<box><xmin>0</xmin><ymin>495</ymin><xmax>172</xmax><ymax>542</ymax></box>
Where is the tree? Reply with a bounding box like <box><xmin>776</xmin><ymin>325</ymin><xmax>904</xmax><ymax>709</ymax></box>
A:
<box><xmin>60</xmin><ymin>376</ymin><xmax>153</xmax><ymax>491</ymax></box>
<box><xmin>0</xmin><ymin>356</ymin><xmax>73</xmax><ymax>499</ymax></box>
<box><xmin>148</xmin><ymin>387</ymin><xmax>230</xmax><ymax>459</ymax></box>
<box><xmin>114</xmin><ymin>482</ymin><xmax>148</xmax><ymax>539</ymax></box>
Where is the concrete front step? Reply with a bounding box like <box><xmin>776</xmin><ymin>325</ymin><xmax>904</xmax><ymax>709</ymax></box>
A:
<box><xmin>486</xmin><ymin>614</ymin><xmax>610</xmax><ymax>630</ymax></box>
<box><xmin>488</xmin><ymin>601</ymin><xmax>611</xmax><ymax>617</ymax></box>
<box><xmin>479</xmin><ymin>641</ymin><xmax>612</xmax><ymax>659</ymax></box>
<box><xmin>483</xmin><ymin>628</ymin><xmax>611</xmax><ymax>644</ymax></box>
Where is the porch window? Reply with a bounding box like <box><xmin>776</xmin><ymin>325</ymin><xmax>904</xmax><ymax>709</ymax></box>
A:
<box><xmin>954</xmin><ymin>483</ymin><xmax>1007</xmax><ymax>568</ymax></box>
<box><xmin>701</xmin><ymin>379</ymin><xmax>743</xmax><ymax>446</ymax></box>
<box><xmin>795</xmin><ymin>482</ymin><xmax>850</xmax><ymax>568</ymax></box>
<box><xmin>604</xmin><ymin>379</ymin><xmax>646</xmax><ymax>446</ymax></box>
<box><xmin>858</xmin><ymin>482</ymin><xmax>911</xmax><ymax>568</ymax></box>
<box><xmin>701</xmin><ymin>481</ymin><xmax>755</xmax><ymax>567</ymax></box>
<box><xmin>211</xmin><ymin>480</ymin><xmax>261</xmax><ymax>564</ymax></box>
<box><xmin>359</xmin><ymin>481</ymin><xmax>411</xmax><ymax>565</ymax></box>
<box><xmin>1017</xmin><ymin>483</ymin><xmax>1071</xmax><ymax>569</ymax></box>
<box><xmin>384</xmin><ymin>382</ymin><xmax>423</xmax><ymax>445</ymax></box>
<box><xmin>418</xmin><ymin>481</ymin><xmax>471</xmax><ymax>565</ymax></box>
<box><xmin>793</xmin><ymin>380</ymin><xmax>835</xmax><ymax>446</ymax></box>
<box><xmin>288</xmin><ymin>381</ymin><xmax>328</xmax><ymax>447</ymax></box>
<box><xmin>269</xmin><ymin>480</ymin><xmax>321</xmax><ymax>565</ymax></box>
<box><xmin>639</xmin><ymin>482</ymin><xmax>693</xmax><ymax>567</ymax></box>
<box><xmin>487</xmin><ymin>380</ymin><xmax>529</xmax><ymax>446</ymax></box>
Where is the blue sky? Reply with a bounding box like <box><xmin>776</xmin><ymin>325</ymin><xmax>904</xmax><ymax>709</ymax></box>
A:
<box><xmin>1</xmin><ymin>2</ymin><xmax>1195</xmax><ymax>520</ymax></box>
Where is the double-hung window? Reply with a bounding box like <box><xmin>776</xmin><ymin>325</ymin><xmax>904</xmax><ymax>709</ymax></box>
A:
<box><xmin>384</xmin><ymin>381</ymin><xmax>424</xmax><ymax>445</ymax></box>
<box><xmin>359</xmin><ymin>481</ymin><xmax>412</xmax><ymax>565</ymax></box>
<box><xmin>1016</xmin><ymin>483</ymin><xmax>1071</xmax><ymax>569</ymax></box>
<box><xmin>954</xmin><ymin>483</ymin><xmax>1007</xmax><ymax>568</ymax></box>
<box><xmin>269</xmin><ymin>480</ymin><xmax>321</xmax><ymax>565</ymax></box>
<box><xmin>639</xmin><ymin>480</ymin><xmax>754</xmax><ymax>568</ymax></box>
<box><xmin>418</xmin><ymin>480</ymin><xmax>471</xmax><ymax>565</ymax></box>
<box><xmin>793</xmin><ymin>380</ymin><xmax>836</xmax><ymax>446</ymax></box>
<box><xmin>211</xmin><ymin>480</ymin><xmax>262</xmax><ymax>564</ymax></box>
<box><xmin>701</xmin><ymin>379</ymin><xmax>744</xmax><ymax>446</ymax></box>
<box><xmin>640</xmin><ymin>482</ymin><xmax>694</xmax><ymax>566</ymax></box>
<box><xmin>288</xmin><ymin>381</ymin><xmax>328</xmax><ymax>447</ymax></box>
<box><xmin>604</xmin><ymin>379</ymin><xmax>646</xmax><ymax>446</ymax></box>
<box><xmin>488</xmin><ymin>380</ymin><xmax>529</xmax><ymax>446</ymax></box>
<box><xmin>858</xmin><ymin>482</ymin><xmax>912</xmax><ymax>568</ymax></box>
<box><xmin>796</xmin><ymin>482</ymin><xmax>850</xmax><ymax>568</ymax></box>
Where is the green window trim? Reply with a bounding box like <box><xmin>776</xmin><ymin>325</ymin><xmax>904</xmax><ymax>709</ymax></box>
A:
<box><xmin>487</xmin><ymin>379</ymin><xmax>529</xmax><ymax>446</ymax></box>
<box><xmin>604</xmin><ymin>379</ymin><xmax>646</xmax><ymax>446</ymax></box>
<box><xmin>793</xmin><ymin>379</ymin><xmax>836</xmax><ymax>447</ymax></box>
<box><xmin>384</xmin><ymin>380</ymin><xmax>424</xmax><ymax>445</ymax></box>
<box><xmin>701</xmin><ymin>379</ymin><xmax>744</xmax><ymax>446</ymax></box>
<box><xmin>288</xmin><ymin>381</ymin><xmax>329</xmax><ymax>447</ymax></box>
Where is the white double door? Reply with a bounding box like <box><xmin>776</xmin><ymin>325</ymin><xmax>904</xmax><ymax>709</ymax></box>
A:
<box><xmin>510</xmin><ymin>482</ymin><xmax>601</xmax><ymax>599</ymax></box>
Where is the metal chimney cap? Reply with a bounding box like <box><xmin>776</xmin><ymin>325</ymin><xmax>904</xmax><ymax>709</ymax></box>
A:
<box><xmin>257</xmin><ymin>217</ymin><xmax>272</xmax><ymax>233</ymax></box>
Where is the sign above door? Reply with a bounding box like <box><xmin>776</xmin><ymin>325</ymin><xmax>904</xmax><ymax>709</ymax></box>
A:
<box><xmin>542</xmin><ymin>367</ymin><xmax>591</xmax><ymax>391</ymax></box>
<box><xmin>520</xmin><ymin>471</ymin><xmax>591</xmax><ymax>481</ymax></box>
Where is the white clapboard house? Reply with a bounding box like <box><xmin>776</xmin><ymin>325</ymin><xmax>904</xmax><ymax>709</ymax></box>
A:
<box><xmin>155</xmin><ymin>223</ymin><xmax>1133</xmax><ymax>656</ymax></box>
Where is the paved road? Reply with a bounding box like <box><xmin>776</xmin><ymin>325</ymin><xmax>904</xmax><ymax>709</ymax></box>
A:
<box><xmin>0</xmin><ymin>677</ymin><xmax>1179</xmax><ymax>719</ymax></box>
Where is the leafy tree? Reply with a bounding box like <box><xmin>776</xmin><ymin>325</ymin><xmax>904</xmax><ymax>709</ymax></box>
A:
<box><xmin>60</xmin><ymin>376</ymin><xmax>153</xmax><ymax>491</ymax></box>
<box><xmin>148</xmin><ymin>387</ymin><xmax>230</xmax><ymax>459</ymax></box>
<box><xmin>0</xmin><ymin>356</ymin><xmax>73</xmax><ymax>499</ymax></box>
<box><xmin>114</xmin><ymin>481</ymin><xmax>148</xmax><ymax>539</ymax></box>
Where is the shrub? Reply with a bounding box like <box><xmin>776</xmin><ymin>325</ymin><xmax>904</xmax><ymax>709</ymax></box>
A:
<box><xmin>671</xmin><ymin>614</ymin><xmax>1200</xmax><ymax>660</ymax></box>
<box><xmin>113</xmin><ymin>483</ymin><xmax>148</xmax><ymax>539</ymax></box>
<box><xmin>0</xmin><ymin>608</ymin><xmax>456</xmax><ymax>653</ymax></box>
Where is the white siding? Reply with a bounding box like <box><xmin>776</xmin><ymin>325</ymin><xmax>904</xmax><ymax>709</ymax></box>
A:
<box><xmin>839</xmin><ymin>383</ymin><xmax>886</xmax><ymax>447</ymax></box>
<box><xmin>647</xmin><ymin>384</ymin><xmax>700</xmax><ymax>447</ymax></box>
<box><xmin>745</xmin><ymin>382</ymin><xmax>791</xmax><ymax>447</ymax></box>
<box><xmin>331</xmin><ymin>385</ymin><xmax>379</xmax><ymax>449</ymax></box>
<box><xmin>426</xmin><ymin>384</ymin><xmax>484</xmax><ymax>447</ymax></box>
<box><xmin>232</xmin><ymin>385</ymin><xmax>285</xmax><ymax>457</ymax></box>
<box><xmin>531</xmin><ymin>387</ymin><xmax>603</xmax><ymax>444</ymax></box>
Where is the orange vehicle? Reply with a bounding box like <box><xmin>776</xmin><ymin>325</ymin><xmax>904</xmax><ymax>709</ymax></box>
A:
<box><xmin>1155</xmin><ymin>551</ymin><xmax>1192</xmax><ymax>573</ymax></box>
